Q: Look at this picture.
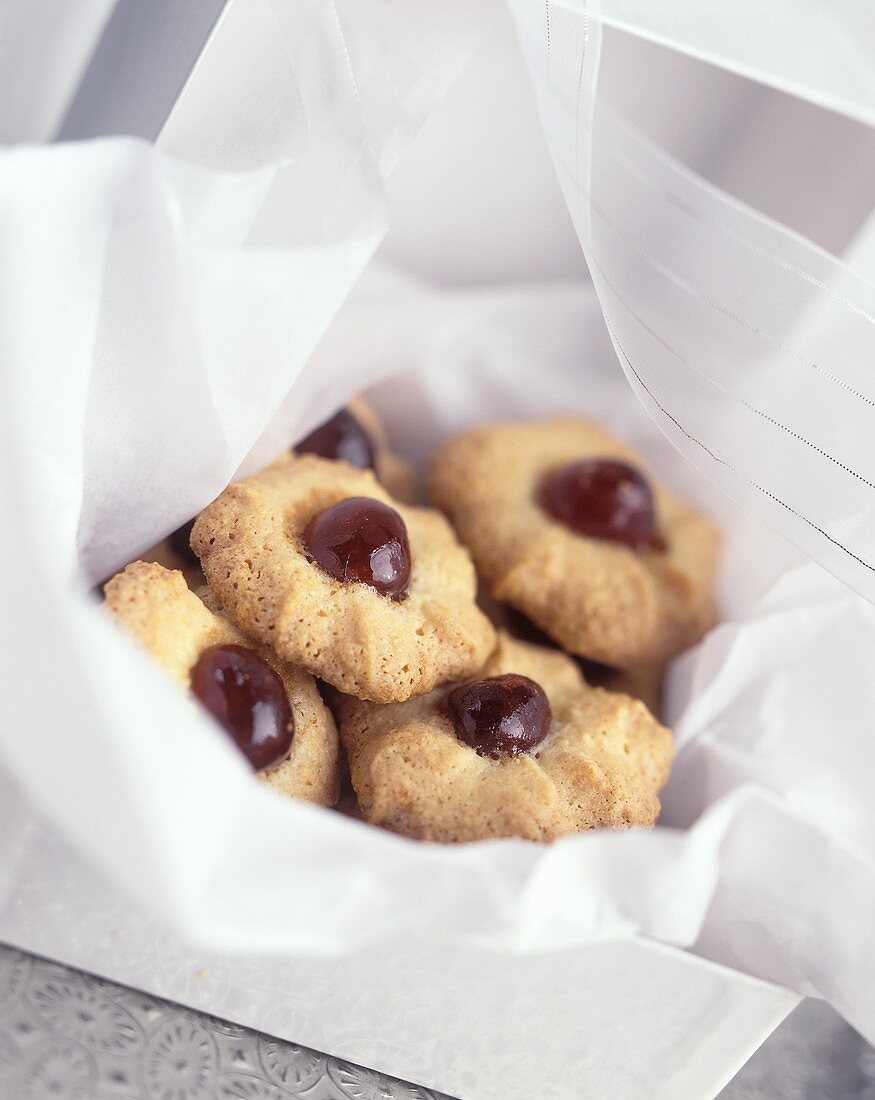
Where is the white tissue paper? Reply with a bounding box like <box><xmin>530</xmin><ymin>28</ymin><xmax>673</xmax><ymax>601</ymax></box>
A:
<box><xmin>1</xmin><ymin>0</ymin><xmax>875</xmax><ymax>1097</ymax></box>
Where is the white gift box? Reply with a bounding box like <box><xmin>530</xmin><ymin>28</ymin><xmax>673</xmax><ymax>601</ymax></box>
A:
<box><xmin>0</xmin><ymin>772</ymin><xmax>797</xmax><ymax>1100</ymax></box>
<box><xmin>1</xmin><ymin>2</ymin><xmax>875</xmax><ymax>1098</ymax></box>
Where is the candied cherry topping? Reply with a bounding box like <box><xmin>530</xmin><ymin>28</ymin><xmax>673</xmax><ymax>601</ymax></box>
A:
<box><xmin>191</xmin><ymin>644</ymin><xmax>293</xmax><ymax>770</ymax></box>
<box><xmin>445</xmin><ymin>674</ymin><xmax>551</xmax><ymax>758</ymax></box>
<box><xmin>294</xmin><ymin>408</ymin><xmax>375</xmax><ymax>470</ymax></box>
<box><xmin>538</xmin><ymin>458</ymin><xmax>658</xmax><ymax>548</ymax></box>
<box><xmin>168</xmin><ymin>518</ymin><xmax>199</xmax><ymax>565</ymax></box>
<box><xmin>301</xmin><ymin>496</ymin><xmax>411</xmax><ymax>599</ymax></box>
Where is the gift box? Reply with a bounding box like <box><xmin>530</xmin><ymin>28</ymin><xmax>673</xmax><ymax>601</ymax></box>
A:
<box><xmin>1</xmin><ymin>2</ymin><xmax>874</xmax><ymax>1097</ymax></box>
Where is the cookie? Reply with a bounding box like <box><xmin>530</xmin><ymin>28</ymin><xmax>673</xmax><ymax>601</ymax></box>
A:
<box><xmin>429</xmin><ymin>419</ymin><xmax>719</xmax><ymax>667</ymax></box>
<box><xmin>295</xmin><ymin>397</ymin><xmax>416</xmax><ymax>502</ymax></box>
<box><xmin>191</xmin><ymin>454</ymin><xmax>496</xmax><ymax>703</ymax></box>
<box><xmin>337</xmin><ymin>631</ymin><xmax>673</xmax><ymax>842</ymax></box>
<box><xmin>103</xmin><ymin>561</ymin><xmax>340</xmax><ymax>805</ymax></box>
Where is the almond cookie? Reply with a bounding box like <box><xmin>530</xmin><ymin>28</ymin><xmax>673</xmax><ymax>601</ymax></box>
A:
<box><xmin>191</xmin><ymin>454</ymin><xmax>496</xmax><ymax>703</ymax></box>
<box><xmin>337</xmin><ymin>631</ymin><xmax>673</xmax><ymax>842</ymax></box>
<box><xmin>295</xmin><ymin>397</ymin><xmax>416</xmax><ymax>502</ymax></box>
<box><xmin>103</xmin><ymin>561</ymin><xmax>340</xmax><ymax>805</ymax></box>
<box><xmin>139</xmin><ymin>399</ymin><xmax>414</xmax><ymax>596</ymax></box>
<box><xmin>429</xmin><ymin>419</ymin><xmax>719</xmax><ymax>668</ymax></box>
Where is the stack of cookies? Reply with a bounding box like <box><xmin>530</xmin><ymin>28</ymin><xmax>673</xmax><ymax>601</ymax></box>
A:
<box><xmin>104</xmin><ymin>400</ymin><xmax>720</xmax><ymax>842</ymax></box>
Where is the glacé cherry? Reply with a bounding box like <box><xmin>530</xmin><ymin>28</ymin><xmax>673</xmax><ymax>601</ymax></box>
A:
<box><xmin>191</xmin><ymin>644</ymin><xmax>293</xmax><ymax>770</ymax></box>
<box><xmin>294</xmin><ymin>408</ymin><xmax>375</xmax><ymax>470</ymax></box>
<box><xmin>538</xmin><ymin>458</ymin><xmax>658</xmax><ymax>548</ymax></box>
<box><xmin>301</xmin><ymin>496</ymin><xmax>411</xmax><ymax>599</ymax></box>
<box><xmin>445</xmin><ymin>674</ymin><xmax>551</xmax><ymax>758</ymax></box>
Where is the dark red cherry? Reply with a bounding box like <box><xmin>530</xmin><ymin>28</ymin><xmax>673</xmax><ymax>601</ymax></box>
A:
<box><xmin>301</xmin><ymin>496</ymin><xmax>411</xmax><ymax>599</ymax></box>
<box><xmin>538</xmin><ymin>459</ymin><xmax>658</xmax><ymax>548</ymax></box>
<box><xmin>295</xmin><ymin>408</ymin><xmax>375</xmax><ymax>470</ymax></box>
<box><xmin>445</xmin><ymin>674</ymin><xmax>551</xmax><ymax>758</ymax></box>
<box><xmin>191</xmin><ymin>644</ymin><xmax>293</xmax><ymax>770</ymax></box>
<box><xmin>168</xmin><ymin>518</ymin><xmax>199</xmax><ymax>565</ymax></box>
